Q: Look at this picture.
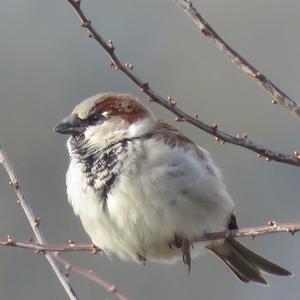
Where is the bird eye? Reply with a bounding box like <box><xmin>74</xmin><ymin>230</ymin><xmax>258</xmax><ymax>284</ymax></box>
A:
<box><xmin>87</xmin><ymin>113</ymin><xmax>103</xmax><ymax>124</ymax></box>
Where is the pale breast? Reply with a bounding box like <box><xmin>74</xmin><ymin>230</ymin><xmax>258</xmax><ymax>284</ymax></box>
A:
<box><xmin>66</xmin><ymin>135</ymin><xmax>235</xmax><ymax>261</ymax></box>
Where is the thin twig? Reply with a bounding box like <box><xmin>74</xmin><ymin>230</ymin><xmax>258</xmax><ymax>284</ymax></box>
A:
<box><xmin>0</xmin><ymin>239</ymin><xmax>100</xmax><ymax>252</ymax></box>
<box><xmin>55</xmin><ymin>255</ymin><xmax>130</xmax><ymax>300</ymax></box>
<box><xmin>175</xmin><ymin>0</ymin><xmax>300</xmax><ymax>118</ymax></box>
<box><xmin>0</xmin><ymin>238</ymin><xmax>130</xmax><ymax>300</ymax></box>
<box><xmin>0</xmin><ymin>146</ymin><xmax>79</xmax><ymax>300</ymax></box>
<box><xmin>66</xmin><ymin>0</ymin><xmax>300</xmax><ymax>167</ymax></box>
<box><xmin>196</xmin><ymin>221</ymin><xmax>300</xmax><ymax>242</ymax></box>
<box><xmin>1</xmin><ymin>222</ymin><xmax>299</xmax><ymax>252</ymax></box>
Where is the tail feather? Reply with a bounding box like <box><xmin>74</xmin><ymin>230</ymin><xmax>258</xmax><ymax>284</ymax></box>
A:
<box><xmin>221</xmin><ymin>260</ymin><xmax>250</xmax><ymax>283</ymax></box>
<box><xmin>227</xmin><ymin>238</ymin><xmax>292</xmax><ymax>277</ymax></box>
<box><xmin>219</xmin><ymin>244</ymin><xmax>267</xmax><ymax>285</ymax></box>
<box><xmin>208</xmin><ymin>238</ymin><xmax>292</xmax><ymax>285</ymax></box>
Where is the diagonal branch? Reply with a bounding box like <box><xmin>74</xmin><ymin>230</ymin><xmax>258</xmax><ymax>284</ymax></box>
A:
<box><xmin>197</xmin><ymin>221</ymin><xmax>300</xmax><ymax>242</ymax></box>
<box><xmin>0</xmin><ymin>238</ymin><xmax>130</xmax><ymax>300</ymax></box>
<box><xmin>0</xmin><ymin>145</ymin><xmax>132</xmax><ymax>300</ymax></box>
<box><xmin>55</xmin><ymin>255</ymin><xmax>130</xmax><ymax>300</ymax></box>
<box><xmin>0</xmin><ymin>239</ymin><xmax>99</xmax><ymax>252</ymax></box>
<box><xmin>65</xmin><ymin>0</ymin><xmax>300</xmax><ymax>167</ymax></box>
<box><xmin>0</xmin><ymin>146</ymin><xmax>79</xmax><ymax>300</ymax></box>
<box><xmin>175</xmin><ymin>0</ymin><xmax>300</xmax><ymax>118</ymax></box>
<box><xmin>1</xmin><ymin>222</ymin><xmax>299</xmax><ymax>251</ymax></box>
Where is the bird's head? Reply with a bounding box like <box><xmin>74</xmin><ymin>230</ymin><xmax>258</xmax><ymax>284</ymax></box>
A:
<box><xmin>54</xmin><ymin>93</ymin><xmax>157</xmax><ymax>149</ymax></box>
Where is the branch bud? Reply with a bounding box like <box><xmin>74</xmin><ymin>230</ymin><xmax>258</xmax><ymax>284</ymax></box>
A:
<box><xmin>33</xmin><ymin>216</ymin><xmax>41</xmax><ymax>227</ymax></box>
<box><xmin>124</xmin><ymin>63</ymin><xmax>134</xmax><ymax>70</ymax></box>
<box><xmin>91</xmin><ymin>244</ymin><xmax>100</xmax><ymax>254</ymax></box>
<box><xmin>108</xmin><ymin>285</ymin><xmax>117</xmax><ymax>293</ymax></box>
<box><xmin>293</xmin><ymin>150</ymin><xmax>300</xmax><ymax>160</ymax></box>
<box><xmin>212</xmin><ymin>123</ymin><xmax>218</xmax><ymax>130</ymax></box>
<box><xmin>254</xmin><ymin>72</ymin><xmax>265</xmax><ymax>80</ymax></box>
<box><xmin>107</xmin><ymin>39</ymin><xmax>115</xmax><ymax>51</ymax></box>
<box><xmin>167</xmin><ymin>96</ymin><xmax>176</xmax><ymax>106</ymax></box>
<box><xmin>86</xmin><ymin>30</ymin><xmax>93</xmax><ymax>38</ymax></box>
<box><xmin>288</xmin><ymin>227</ymin><xmax>295</xmax><ymax>236</ymax></box>
<box><xmin>80</xmin><ymin>20</ymin><xmax>91</xmax><ymax>28</ymax></box>
<box><xmin>9</xmin><ymin>180</ymin><xmax>19</xmax><ymax>189</ymax></box>
<box><xmin>175</xmin><ymin>116</ymin><xmax>185</xmax><ymax>122</ymax></box>
<box><xmin>68</xmin><ymin>240</ymin><xmax>76</xmax><ymax>246</ymax></box>
<box><xmin>201</xmin><ymin>28</ymin><xmax>211</xmax><ymax>37</ymax></box>
<box><xmin>6</xmin><ymin>235</ymin><xmax>14</xmax><ymax>246</ymax></box>
<box><xmin>140</xmin><ymin>82</ymin><xmax>149</xmax><ymax>92</ymax></box>
<box><xmin>214</xmin><ymin>136</ymin><xmax>225</xmax><ymax>144</ymax></box>
<box><xmin>267</xmin><ymin>220</ymin><xmax>277</xmax><ymax>227</ymax></box>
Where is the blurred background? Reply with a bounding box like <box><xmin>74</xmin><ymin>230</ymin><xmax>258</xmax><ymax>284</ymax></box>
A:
<box><xmin>0</xmin><ymin>0</ymin><xmax>300</xmax><ymax>299</ymax></box>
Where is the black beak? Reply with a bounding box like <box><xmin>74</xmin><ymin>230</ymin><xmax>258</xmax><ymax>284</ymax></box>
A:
<box><xmin>54</xmin><ymin>115</ymin><xmax>85</xmax><ymax>135</ymax></box>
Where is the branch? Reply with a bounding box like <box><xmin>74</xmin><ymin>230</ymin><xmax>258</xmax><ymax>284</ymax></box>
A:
<box><xmin>175</xmin><ymin>0</ymin><xmax>300</xmax><ymax>118</ymax></box>
<box><xmin>0</xmin><ymin>239</ymin><xmax>129</xmax><ymax>300</ymax></box>
<box><xmin>0</xmin><ymin>238</ymin><xmax>100</xmax><ymax>253</ymax></box>
<box><xmin>0</xmin><ymin>146</ymin><xmax>130</xmax><ymax>300</ymax></box>
<box><xmin>197</xmin><ymin>221</ymin><xmax>300</xmax><ymax>242</ymax></box>
<box><xmin>55</xmin><ymin>255</ymin><xmax>130</xmax><ymax>300</ymax></box>
<box><xmin>0</xmin><ymin>146</ymin><xmax>79</xmax><ymax>300</ymax></box>
<box><xmin>66</xmin><ymin>0</ymin><xmax>300</xmax><ymax>167</ymax></box>
<box><xmin>1</xmin><ymin>222</ymin><xmax>299</xmax><ymax>251</ymax></box>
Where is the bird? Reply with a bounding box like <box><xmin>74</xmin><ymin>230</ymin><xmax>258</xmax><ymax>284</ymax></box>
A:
<box><xmin>54</xmin><ymin>92</ymin><xmax>291</xmax><ymax>284</ymax></box>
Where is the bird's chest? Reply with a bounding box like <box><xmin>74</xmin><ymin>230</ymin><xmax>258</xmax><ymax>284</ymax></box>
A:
<box><xmin>67</xmin><ymin>140</ymin><xmax>131</xmax><ymax>213</ymax></box>
<box><xmin>82</xmin><ymin>142</ymin><xmax>128</xmax><ymax>192</ymax></box>
<box><xmin>66</xmin><ymin>141</ymin><xmax>145</xmax><ymax>253</ymax></box>
<box><xmin>66</xmin><ymin>157</ymin><xmax>126</xmax><ymax>250</ymax></box>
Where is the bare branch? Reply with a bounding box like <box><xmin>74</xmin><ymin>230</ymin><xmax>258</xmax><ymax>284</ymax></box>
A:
<box><xmin>175</xmin><ymin>0</ymin><xmax>300</xmax><ymax>118</ymax></box>
<box><xmin>55</xmin><ymin>255</ymin><xmax>130</xmax><ymax>300</ymax></box>
<box><xmin>0</xmin><ymin>146</ymin><xmax>131</xmax><ymax>300</ymax></box>
<box><xmin>0</xmin><ymin>238</ymin><xmax>130</xmax><ymax>300</ymax></box>
<box><xmin>0</xmin><ymin>146</ymin><xmax>79</xmax><ymax>300</ymax></box>
<box><xmin>196</xmin><ymin>221</ymin><xmax>300</xmax><ymax>242</ymax></box>
<box><xmin>0</xmin><ymin>239</ymin><xmax>100</xmax><ymax>252</ymax></box>
<box><xmin>65</xmin><ymin>0</ymin><xmax>300</xmax><ymax>167</ymax></box>
<box><xmin>1</xmin><ymin>222</ymin><xmax>299</xmax><ymax>252</ymax></box>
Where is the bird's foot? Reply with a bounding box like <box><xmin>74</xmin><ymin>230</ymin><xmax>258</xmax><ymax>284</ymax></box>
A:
<box><xmin>182</xmin><ymin>239</ymin><xmax>191</xmax><ymax>274</ymax></box>
<box><xmin>173</xmin><ymin>234</ymin><xmax>192</xmax><ymax>274</ymax></box>
<box><xmin>137</xmin><ymin>253</ymin><xmax>146</xmax><ymax>265</ymax></box>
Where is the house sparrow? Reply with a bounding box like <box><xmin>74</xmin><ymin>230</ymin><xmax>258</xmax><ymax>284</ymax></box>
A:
<box><xmin>55</xmin><ymin>92</ymin><xmax>291</xmax><ymax>284</ymax></box>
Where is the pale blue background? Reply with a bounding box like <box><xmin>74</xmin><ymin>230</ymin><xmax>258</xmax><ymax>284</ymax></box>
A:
<box><xmin>0</xmin><ymin>1</ymin><xmax>300</xmax><ymax>299</ymax></box>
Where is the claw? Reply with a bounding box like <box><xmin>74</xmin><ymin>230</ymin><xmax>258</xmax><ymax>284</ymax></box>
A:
<box><xmin>137</xmin><ymin>253</ymin><xmax>146</xmax><ymax>265</ymax></box>
<box><xmin>172</xmin><ymin>234</ymin><xmax>192</xmax><ymax>274</ymax></box>
<box><xmin>182</xmin><ymin>239</ymin><xmax>191</xmax><ymax>274</ymax></box>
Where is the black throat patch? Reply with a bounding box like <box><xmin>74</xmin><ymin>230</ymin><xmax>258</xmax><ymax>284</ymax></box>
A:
<box><xmin>70</xmin><ymin>136</ymin><xmax>131</xmax><ymax>211</ymax></box>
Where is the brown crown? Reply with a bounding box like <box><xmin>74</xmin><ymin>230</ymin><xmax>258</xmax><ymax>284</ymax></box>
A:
<box><xmin>94</xmin><ymin>95</ymin><xmax>151</xmax><ymax>124</ymax></box>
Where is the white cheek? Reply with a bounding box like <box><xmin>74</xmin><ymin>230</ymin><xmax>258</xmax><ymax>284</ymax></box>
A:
<box><xmin>84</xmin><ymin>125</ymin><xmax>106</xmax><ymax>146</ymax></box>
<box><xmin>84</xmin><ymin>119</ymin><xmax>128</xmax><ymax>147</ymax></box>
<box><xmin>127</xmin><ymin>117</ymin><xmax>157</xmax><ymax>138</ymax></box>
